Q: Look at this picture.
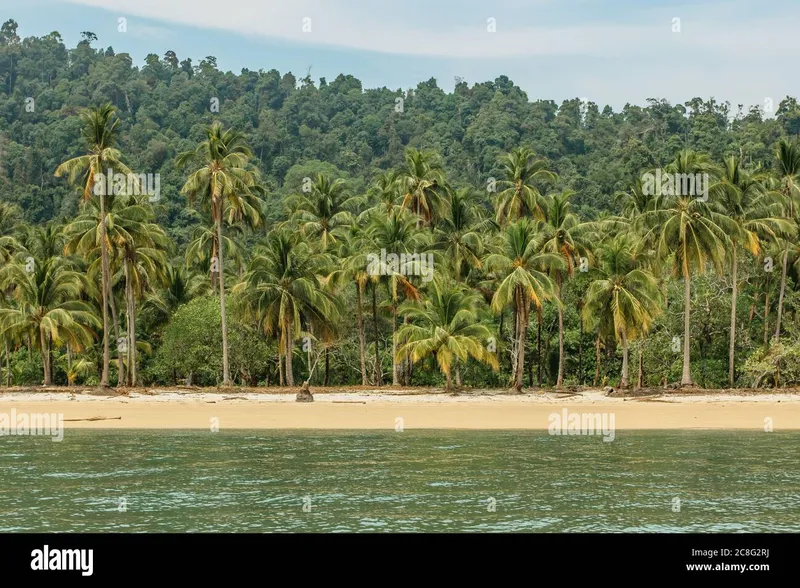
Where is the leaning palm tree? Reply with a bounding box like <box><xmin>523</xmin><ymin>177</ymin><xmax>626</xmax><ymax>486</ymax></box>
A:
<box><xmin>539</xmin><ymin>190</ymin><xmax>595</xmax><ymax>387</ymax></box>
<box><xmin>396</xmin><ymin>280</ymin><xmax>498</xmax><ymax>392</ymax></box>
<box><xmin>0</xmin><ymin>254</ymin><xmax>99</xmax><ymax>385</ymax></box>
<box><xmin>55</xmin><ymin>103</ymin><xmax>134</xmax><ymax>386</ymax></box>
<box><xmin>710</xmin><ymin>156</ymin><xmax>792</xmax><ymax>385</ymax></box>
<box><xmin>583</xmin><ymin>235</ymin><xmax>663</xmax><ymax>388</ymax></box>
<box><xmin>485</xmin><ymin>219</ymin><xmax>562</xmax><ymax>392</ymax></box>
<box><xmin>495</xmin><ymin>147</ymin><xmax>556</xmax><ymax>225</ymax></box>
<box><xmin>398</xmin><ymin>148</ymin><xmax>446</xmax><ymax>227</ymax></box>
<box><xmin>637</xmin><ymin>196</ymin><xmax>734</xmax><ymax>386</ymax></box>
<box><xmin>771</xmin><ymin>138</ymin><xmax>800</xmax><ymax>341</ymax></box>
<box><xmin>234</xmin><ymin>229</ymin><xmax>338</xmax><ymax>387</ymax></box>
<box><xmin>287</xmin><ymin>174</ymin><xmax>360</xmax><ymax>250</ymax></box>
<box><xmin>177</xmin><ymin>122</ymin><xmax>263</xmax><ymax>386</ymax></box>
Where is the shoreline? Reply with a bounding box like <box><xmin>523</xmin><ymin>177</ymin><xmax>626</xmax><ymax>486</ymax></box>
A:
<box><xmin>1</xmin><ymin>387</ymin><xmax>799</xmax><ymax>430</ymax></box>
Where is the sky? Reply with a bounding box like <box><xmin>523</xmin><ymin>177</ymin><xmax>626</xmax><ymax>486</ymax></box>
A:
<box><xmin>2</xmin><ymin>0</ymin><xmax>797</xmax><ymax>111</ymax></box>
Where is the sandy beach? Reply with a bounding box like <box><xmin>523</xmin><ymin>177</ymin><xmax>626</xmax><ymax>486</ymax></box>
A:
<box><xmin>1</xmin><ymin>387</ymin><xmax>799</xmax><ymax>430</ymax></box>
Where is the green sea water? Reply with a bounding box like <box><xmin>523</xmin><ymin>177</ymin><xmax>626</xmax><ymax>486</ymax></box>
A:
<box><xmin>1</xmin><ymin>430</ymin><xmax>798</xmax><ymax>532</ymax></box>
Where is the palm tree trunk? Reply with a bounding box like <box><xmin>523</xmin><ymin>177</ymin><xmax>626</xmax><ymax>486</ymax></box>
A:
<box><xmin>40</xmin><ymin>328</ymin><xmax>51</xmax><ymax>386</ymax></box>
<box><xmin>594</xmin><ymin>334</ymin><xmax>601</xmax><ymax>386</ymax></box>
<box><xmin>455</xmin><ymin>366</ymin><xmax>462</xmax><ymax>388</ymax></box>
<box><xmin>681</xmin><ymin>271</ymin><xmax>693</xmax><ymax>386</ymax></box>
<box><xmin>4</xmin><ymin>341</ymin><xmax>10</xmax><ymax>387</ymax></box>
<box><xmin>355</xmin><ymin>282</ymin><xmax>368</xmax><ymax>386</ymax></box>
<box><xmin>324</xmin><ymin>348</ymin><xmax>330</xmax><ymax>386</ymax></box>
<box><xmin>372</xmin><ymin>285</ymin><xmax>381</xmax><ymax>386</ymax></box>
<box><xmin>278</xmin><ymin>345</ymin><xmax>284</xmax><ymax>387</ymax></box>
<box><xmin>392</xmin><ymin>302</ymin><xmax>399</xmax><ymax>385</ymax></box>
<box><xmin>763</xmin><ymin>288</ymin><xmax>771</xmax><ymax>345</ymax></box>
<box><xmin>67</xmin><ymin>344</ymin><xmax>73</xmax><ymax>387</ymax></box>
<box><xmin>216</xmin><ymin>212</ymin><xmax>232</xmax><ymax>386</ymax></box>
<box><xmin>636</xmin><ymin>341</ymin><xmax>644</xmax><ymax>389</ymax></box>
<box><xmin>99</xmin><ymin>192</ymin><xmax>111</xmax><ymax>386</ymax></box>
<box><xmin>514</xmin><ymin>288</ymin><xmax>529</xmax><ymax>392</ymax></box>
<box><xmin>774</xmin><ymin>247</ymin><xmax>789</xmax><ymax>341</ymax></box>
<box><xmin>620</xmin><ymin>330</ymin><xmax>629</xmax><ymax>388</ymax></box>
<box><xmin>210</xmin><ymin>238</ymin><xmax>218</xmax><ymax>295</ymax></box>
<box><xmin>108</xmin><ymin>282</ymin><xmax>125</xmax><ymax>387</ymax></box>
<box><xmin>128</xmin><ymin>264</ymin><xmax>138</xmax><ymax>386</ymax></box>
<box><xmin>537</xmin><ymin>308</ymin><xmax>543</xmax><ymax>386</ymax></box>
<box><xmin>578</xmin><ymin>307</ymin><xmax>584</xmax><ymax>385</ymax></box>
<box><xmin>728</xmin><ymin>247</ymin><xmax>738</xmax><ymax>387</ymax></box>
<box><xmin>284</xmin><ymin>321</ymin><xmax>294</xmax><ymax>387</ymax></box>
<box><xmin>556</xmin><ymin>277</ymin><xmax>565</xmax><ymax>388</ymax></box>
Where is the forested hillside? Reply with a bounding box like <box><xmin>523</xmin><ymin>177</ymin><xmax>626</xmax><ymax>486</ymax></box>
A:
<box><xmin>1</xmin><ymin>19</ymin><xmax>799</xmax><ymax>390</ymax></box>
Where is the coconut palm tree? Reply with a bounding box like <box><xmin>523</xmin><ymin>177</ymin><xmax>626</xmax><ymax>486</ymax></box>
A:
<box><xmin>234</xmin><ymin>229</ymin><xmax>338</xmax><ymax>387</ymax></box>
<box><xmin>583</xmin><ymin>235</ymin><xmax>662</xmax><ymax>388</ymax></box>
<box><xmin>396</xmin><ymin>280</ymin><xmax>498</xmax><ymax>391</ymax></box>
<box><xmin>710</xmin><ymin>156</ymin><xmax>792</xmax><ymax>385</ymax></box>
<box><xmin>495</xmin><ymin>147</ymin><xmax>556</xmax><ymax>225</ymax></box>
<box><xmin>485</xmin><ymin>219</ymin><xmax>561</xmax><ymax>392</ymax></box>
<box><xmin>637</xmin><ymin>196</ymin><xmax>734</xmax><ymax>386</ymax></box>
<box><xmin>771</xmin><ymin>138</ymin><xmax>800</xmax><ymax>341</ymax></box>
<box><xmin>366</xmin><ymin>209</ymin><xmax>428</xmax><ymax>385</ymax></box>
<box><xmin>433</xmin><ymin>187</ymin><xmax>493</xmax><ymax>282</ymax></box>
<box><xmin>539</xmin><ymin>190</ymin><xmax>595</xmax><ymax>387</ymax></box>
<box><xmin>185</xmin><ymin>215</ymin><xmax>246</xmax><ymax>294</ymax></box>
<box><xmin>178</xmin><ymin>122</ymin><xmax>263</xmax><ymax>386</ymax></box>
<box><xmin>55</xmin><ymin>103</ymin><xmax>134</xmax><ymax>386</ymax></box>
<box><xmin>0</xmin><ymin>251</ymin><xmax>99</xmax><ymax>385</ymax></box>
<box><xmin>398</xmin><ymin>148</ymin><xmax>446</xmax><ymax>227</ymax></box>
<box><xmin>288</xmin><ymin>174</ymin><xmax>360</xmax><ymax>250</ymax></box>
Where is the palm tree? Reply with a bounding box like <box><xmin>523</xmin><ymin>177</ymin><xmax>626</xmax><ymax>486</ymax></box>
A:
<box><xmin>288</xmin><ymin>174</ymin><xmax>360</xmax><ymax>250</ymax></box>
<box><xmin>485</xmin><ymin>219</ymin><xmax>561</xmax><ymax>391</ymax></box>
<box><xmin>366</xmin><ymin>209</ymin><xmax>428</xmax><ymax>385</ymax></box>
<box><xmin>55</xmin><ymin>103</ymin><xmax>134</xmax><ymax>386</ymax></box>
<box><xmin>539</xmin><ymin>190</ymin><xmax>594</xmax><ymax>387</ymax></box>
<box><xmin>234</xmin><ymin>229</ymin><xmax>338</xmax><ymax>387</ymax></box>
<box><xmin>329</xmin><ymin>225</ymin><xmax>372</xmax><ymax>385</ymax></box>
<box><xmin>398</xmin><ymin>148</ymin><xmax>446</xmax><ymax>227</ymax></box>
<box><xmin>637</xmin><ymin>196</ymin><xmax>734</xmax><ymax>386</ymax></box>
<box><xmin>0</xmin><ymin>251</ymin><xmax>99</xmax><ymax>385</ymax></box>
<box><xmin>115</xmin><ymin>202</ymin><xmax>169</xmax><ymax>385</ymax></box>
<box><xmin>710</xmin><ymin>156</ymin><xmax>791</xmax><ymax>385</ymax></box>
<box><xmin>185</xmin><ymin>215</ymin><xmax>246</xmax><ymax>294</ymax></box>
<box><xmin>433</xmin><ymin>188</ymin><xmax>493</xmax><ymax>282</ymax></box>
<box><xmin>495</xmin><ymin>147</ymin><xmax>556</xmax><ymax>225</ymax></box>
<box><xmin>369</xmin><ymin>170</ymin><xmax>401</xmax><ymax>214</ymax></box>
<box><xmin>771</xmin><ymin>139</ymin><xmax>800</xmax><ymax>341</ymax></box>
<box><xmin>178</xmin><ymin>122</ymin><xmax>263</xmax><ymax>386</ymax></box>
<box><xmin>583</xmin><ymin>235</ymin><xmax>662</xmax><ymax>388</ymax></box>
<box><xmin>396</xmin><ymin>280</ymin><xmax>498</xmax><ymax>391</ymax></box>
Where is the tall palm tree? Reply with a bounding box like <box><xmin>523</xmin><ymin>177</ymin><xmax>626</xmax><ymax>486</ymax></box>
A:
<box><xmin>288</xmin><ymin>174</ymin><xmax>360</xmax><ymax>250</ymax></box>
<box><xmin>55</xmin><ymin>103</ymin><xmax>134</xmax><ymax>386</ymax></box>
<box><xmin>539</xmin><ymin>190</ymin><xmax>594</xmax><ymax>387</ymax></box>
<box><xmin>369</xmin><ymin>170</ymin><xmax>401</xmax><ymax>214</ymax></box>
<box><xmin>398</xmin><ymin>148</ymin><xmax>446</xmax><ymax>227</ymax></box>
<box><xmin>710</xmin><ymin>156</ymin><xmax>791</xmax><ymax>385</ymax></box>
<box><xmin>637</xmin><ymin>196</ymin><xmax>734</xmax><ymax>386</ymax></box>
<box><xmin>0</xmin><ymin>251</ymin><xmax>99</xmax><ymax>385</ymax></box>
<box><xmin>485</xmin><ymin>219</ymin><xmax>561</xmax><ymax>392</ymax></box>
<box><xmin>583</xmin><ymin>235</ymin><xmax>662</xmax><ymax>388</ymax></box>
<box><xmin>234</xmin><ymin>229</ymin><xmax>338</xmax><ymax>387</ymax></box>
<box><xmin>329</xmin><ymin>225</ymin><xmax>372</xmax><ymax>385</ymax></box>
<box><xmin>396</xmin><ymin>280</ymin><xmax>498</xmax><ymax>391</ymax></box>
<box><xmin>771</xmin><ymin>139</ymin><xmax>800</xmax><ymax>341</ymax></box>
<box><xmin>178</xmin><ymin>122</ymin><xmax>263</xmax><ymax>386</ymax></box>
<box><xmin>366</xmin><ymin>209</ymin><xmax>428</xmax><ymax>385</ymax></box>
<box><xmin>495</xmin><ymin>147</ymin><xmax>556</xmax><ymax>225</ymax></box>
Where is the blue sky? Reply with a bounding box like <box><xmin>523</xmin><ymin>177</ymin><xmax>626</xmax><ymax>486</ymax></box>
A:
<box><xmin>3</xmin><ymin>0</ymin><xmax>797</xmax><ymax>110</ymax></box>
